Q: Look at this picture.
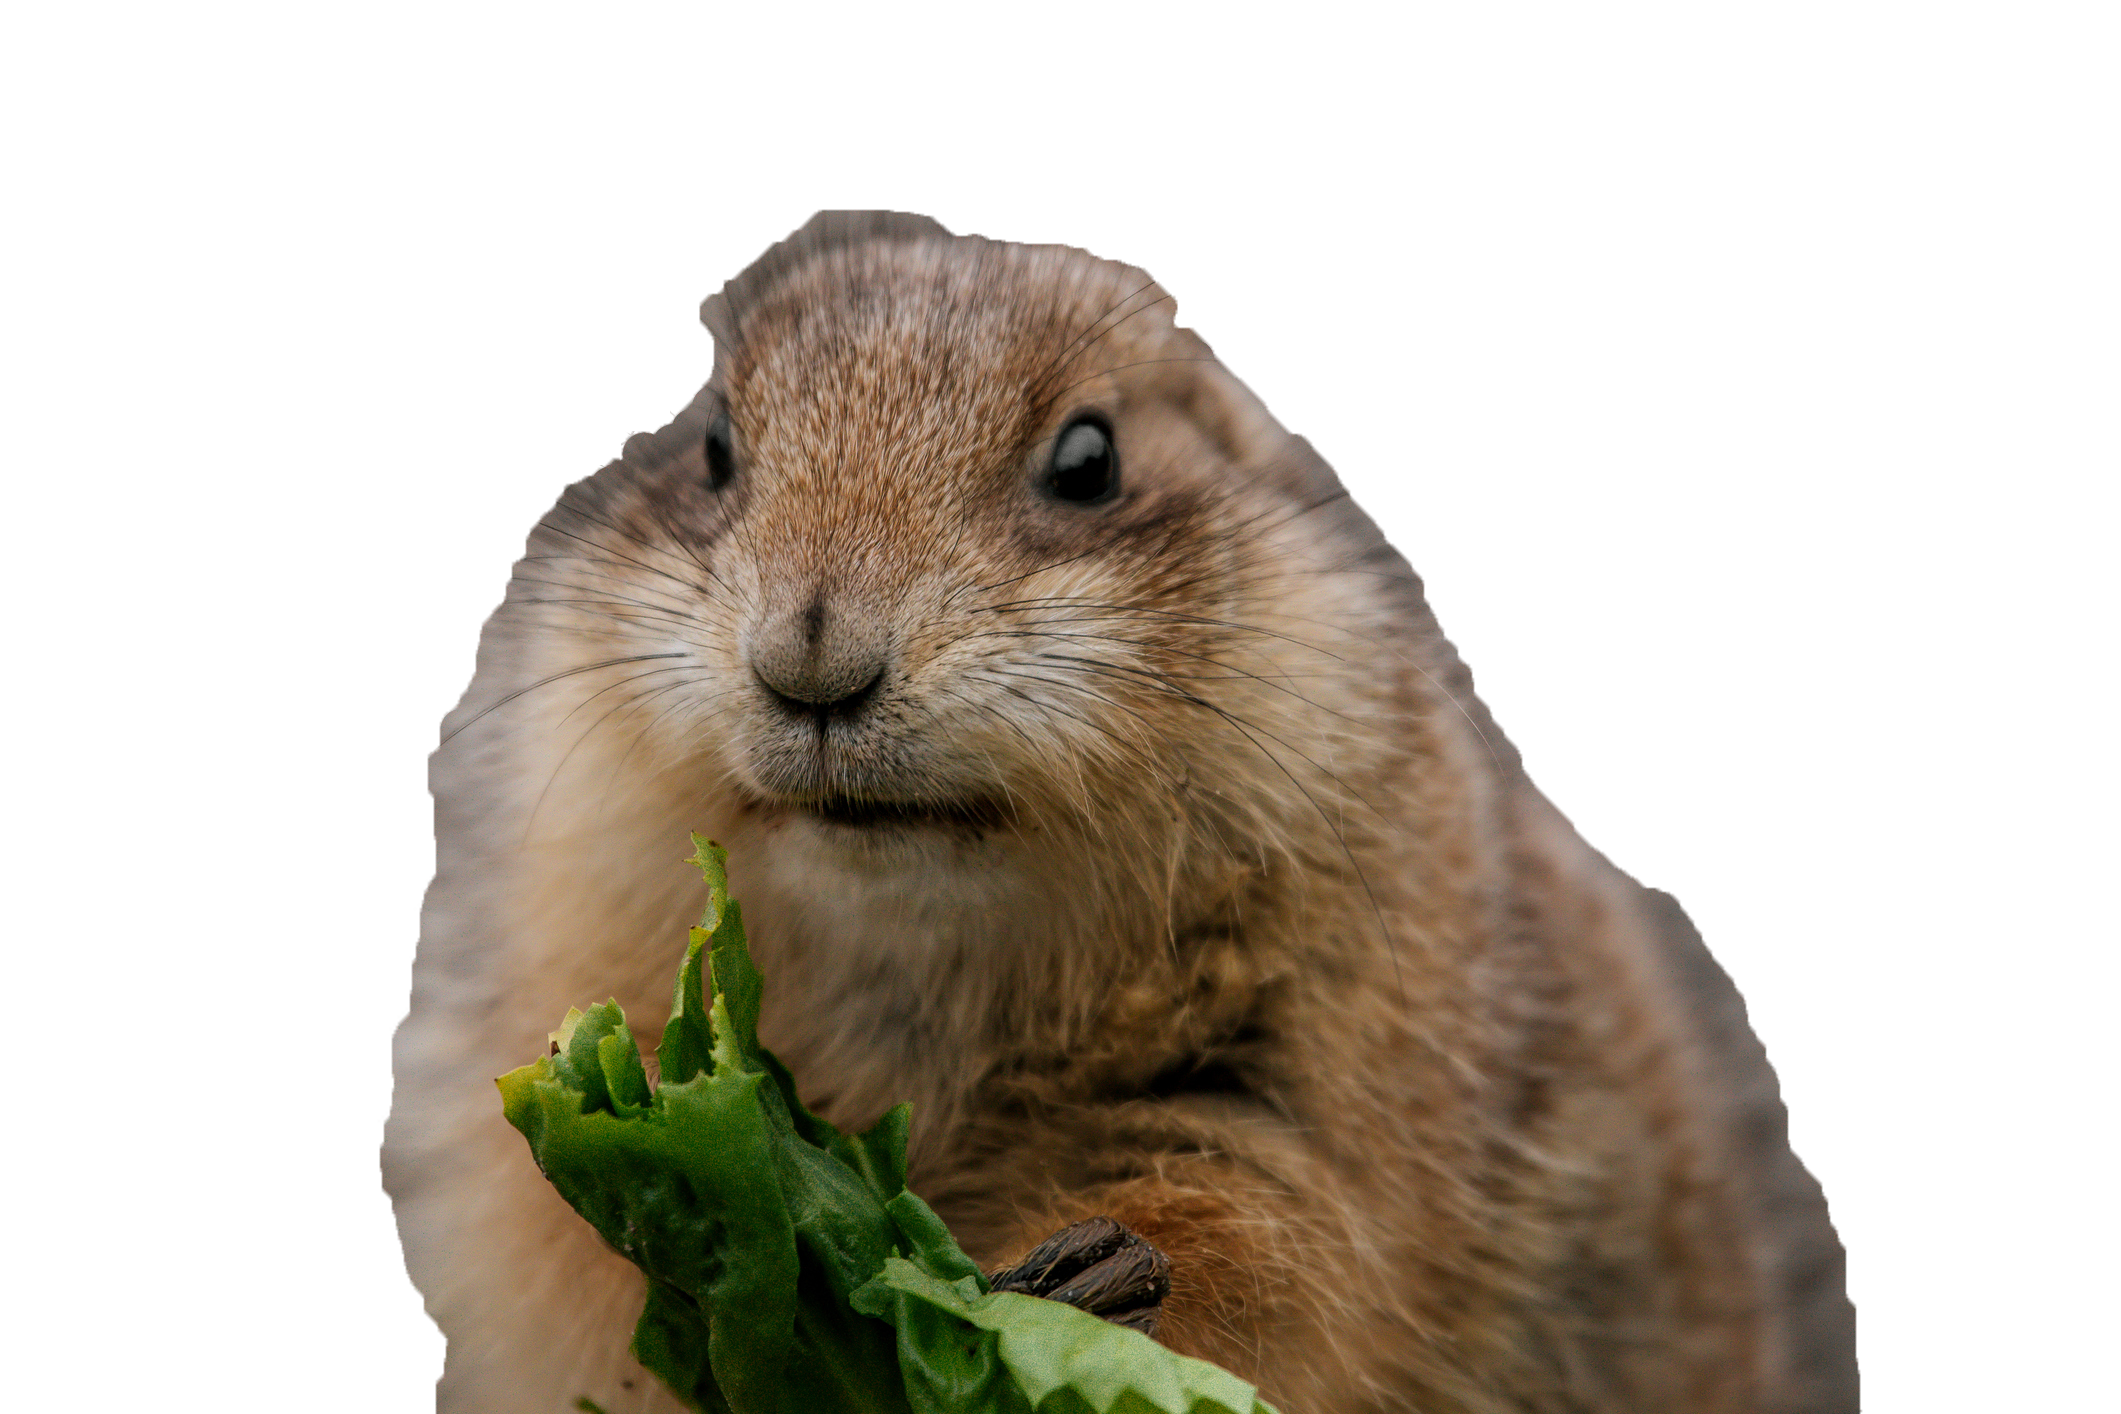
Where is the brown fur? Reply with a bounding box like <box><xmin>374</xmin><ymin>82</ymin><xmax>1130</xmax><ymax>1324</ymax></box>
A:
<box><xmin>385</xmin><ymin>212</ymin><xmax>1855</xmax><ymax>1412</ymax></box>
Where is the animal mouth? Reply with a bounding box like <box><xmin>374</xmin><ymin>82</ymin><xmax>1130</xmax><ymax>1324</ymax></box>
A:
<box><xmin>733</xmin><ymin>784</ymin><xmax>1013</xmax><ymax>839</ymax></box>
<box><xmin>801</xmin><ymin>793</ymin><xmax>1014</xmax><ymax>832</ymax></box>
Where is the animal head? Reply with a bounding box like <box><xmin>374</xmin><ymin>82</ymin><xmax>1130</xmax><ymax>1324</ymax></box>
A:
<box><xmin>466</xmin><ymin>213</ymin><xmax>1449</xmax><ymax>922</ymax></box>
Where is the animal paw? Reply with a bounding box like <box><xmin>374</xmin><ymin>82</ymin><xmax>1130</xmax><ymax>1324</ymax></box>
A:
<box><xmin>986</xmin><ymin>1216</ymin><xmax>1172</xmax><ymax>1337</ymax></box>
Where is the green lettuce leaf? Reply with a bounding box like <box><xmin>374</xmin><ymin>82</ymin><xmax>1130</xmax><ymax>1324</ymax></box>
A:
<box><xmin>497</xmin><ymin>835</ymin><xmax>1277</xmax><ymax>1414</ymax></box>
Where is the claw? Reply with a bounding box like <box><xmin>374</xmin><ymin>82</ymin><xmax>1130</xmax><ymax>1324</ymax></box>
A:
<box><xmin>988</xmin><ymin>1216</ymin><xmax>1172</xmax><ymax>1338</ymax></box>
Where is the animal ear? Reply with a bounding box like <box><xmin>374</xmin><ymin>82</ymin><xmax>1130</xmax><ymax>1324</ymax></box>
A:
<box><xmin>701</xmin><ymin>210</ymin><xmax>954</xmax><ymax>345</ymax></box>
<box><xmin>1187</xmin><ymin>362</ymin><xmax>1298</xmax><ymax>500</ymax></box>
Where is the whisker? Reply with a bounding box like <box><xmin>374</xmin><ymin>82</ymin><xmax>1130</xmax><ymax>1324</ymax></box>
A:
<box><xmin>974</xmin><ymin>599</ymin><xmax>1346</xmax><ymax>660</ymax></box>
<box><xmin>1021</xmin><ymin>655</ymin><xmax>1394</xmax><ymax>829</ymax></box>
<box><xmin>980</xmin><ymin>664</ymin><xmax>1169</xmax><ymax>743</ymax></box>
<box><xmin>1026</xmin><ymin>277</ymin><xmax>1164</xmax><ymax>400</ymax></box>
<box><xmin>553</xmin><ymin>663</ymin><xmax>699</xmax><ymax>726</ymax></box>
<box><xmin>604</xmin><ymin>676</ymin><xmax>720</xmax><ymax>786</ymax></box>
<box><xmin>505</xmin><ymin>597</ymin><xmax>706</xmax><ymax>638</ymax></box>
<box><xmin>428</xmin><ymin>445</ymin><xmax>712</xmax><ymax>593</ymax></box>
<box><xmin>1306</xmin><ymin>563</ymin><xmax>1594</xmax><ymax>669</ymax></box>
<box><xmin>1036</xmin><ymin>645</ymin><xmax>1367</xmax><ymax>729</ymax></box>
<box><xmin>442</xmin><ymin>652</ymin><xmax>690</xmax><ymax>744</ymax></box>
<box><xmin>1393</xmin><ymin>651</ymin><xmax>1507</xmax><ymax>774</ymax></box>
<box><xmin>966</xmin><ymin>669</ymin><xmax>1173</xmax><ymax>786</ymax></box>
<box><xmin>523</xmin><ymin>673</ymin><xmax>713</xmax><ymax>840</ymax></box>
<box><xmin>400</xmin><ymin>392</ymin><xmax>725</xmax><ymax>597</ymax></box>
<box><xmin>507</xmin><ymin>574</ymin><xmax>707</xmax><ymax>627</ymax></box>
<box><xmin>947</xmin><ymin>544</ymin><xmax>1110</xmax><ymax>606</ymax></box>
<box><xmin>1039</xmin><ymin>356</ymin><xmax>1220</xmax><ymax>405</ymax></box>
<box><xmin>533</xmin><ymin>513</ymin><xmax>710</xmax><ymax>601</ymax></box>
<box><xmin>1030</xmin><ymin>268</ymin><xmax>1230</xmax><ymax>407</ymax></box>
<box><xmin>381</xmin><ymin>551</ymin><xmax>619</xmax><ymax>597</ymax></box>
<box><xmin>934</xmin><ymin>682</ymin><xmax>1045</xmax><ymax>756</ymax></box>
<box><xmin>1150</xmin><ymin>673</ymin><xmax>1408</xmax><ymax>1002</ymax></box>
<box><xmin>967</xmin><ymin>629</ymin><xmax>1326</xmax><ymax>683</ymax></box>
<box><xmin>1038</xmin><ymin>649</ymin><xmax>1406</xmax><ymax>1000</ymax></box>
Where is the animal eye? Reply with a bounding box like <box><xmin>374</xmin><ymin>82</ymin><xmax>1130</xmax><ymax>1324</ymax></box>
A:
<box><xmin>705</xmin><ymin>412</ymin><xmax>736</xmax><ymax>492</ymax></box>
<box><xmin>1045</xmin><ymin>416</ymin><xmax>1119</xmax><ymax>504</ymax></box>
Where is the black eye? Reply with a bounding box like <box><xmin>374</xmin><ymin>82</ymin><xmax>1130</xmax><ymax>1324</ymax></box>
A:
<box><xmin>1045</xmin><ymin>416</ymin><xmax>1119</xmax><ymax>504</ymax></box>
<box><xmin>705</xmin><ymin>412</ymin><xmax>736</xmax><ymax>492</ymax></box>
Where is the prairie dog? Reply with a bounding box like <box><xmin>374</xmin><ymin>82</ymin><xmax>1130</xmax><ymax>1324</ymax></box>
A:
<box><xmin>385</xmin><ymin>212</ymin><xmax>1855</xmax><ymax>1412</ymax></box>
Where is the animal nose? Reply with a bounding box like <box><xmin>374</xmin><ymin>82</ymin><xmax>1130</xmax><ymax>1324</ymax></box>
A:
<box><xmin>748</xmin><ymin>595</ymin><xmax>888</xmax><ymax>713</ymax></box>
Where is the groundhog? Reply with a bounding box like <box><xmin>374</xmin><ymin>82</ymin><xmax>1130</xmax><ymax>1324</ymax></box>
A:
<box><xmin>384</xmin><ymin>210</ymin><xmax>1856</xmax><ymax>1413</ymax></box>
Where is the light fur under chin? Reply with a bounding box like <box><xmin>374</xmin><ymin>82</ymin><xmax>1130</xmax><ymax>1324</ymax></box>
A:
<box><xmin>385</xmin><ymin>212</ymin><xmax>1855</xmax><ymax>1414</ymax></box>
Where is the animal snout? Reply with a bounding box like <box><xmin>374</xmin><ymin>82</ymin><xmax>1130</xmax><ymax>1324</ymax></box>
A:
<box><xmin>747</xmin><ymin>594</ymin><xmax>889</xmax><ymax>714</ymax></box>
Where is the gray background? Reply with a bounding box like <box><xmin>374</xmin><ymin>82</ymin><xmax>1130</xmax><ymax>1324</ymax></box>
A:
<box><xmin>377</xmin><ymin>209</ymin><xmax>1857</xmax><ymax>1204</ymax></box>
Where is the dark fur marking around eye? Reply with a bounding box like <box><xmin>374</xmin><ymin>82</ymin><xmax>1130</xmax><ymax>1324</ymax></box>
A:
<box><xmin>1006</xmin><ymin>472</ymin><xmax>1218</xmax><ymax>576</ymax></box>
<box><xmin>607</xmin><ymin>408</ymin><xmax>747</xmax><ymax>565</ymax></box>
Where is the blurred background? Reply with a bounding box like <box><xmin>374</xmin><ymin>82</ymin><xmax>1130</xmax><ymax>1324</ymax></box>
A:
<box><xmin>381</xmin><ymin>209</ymin><xmax>1857</xmax><ymax>1204</ymax></box>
